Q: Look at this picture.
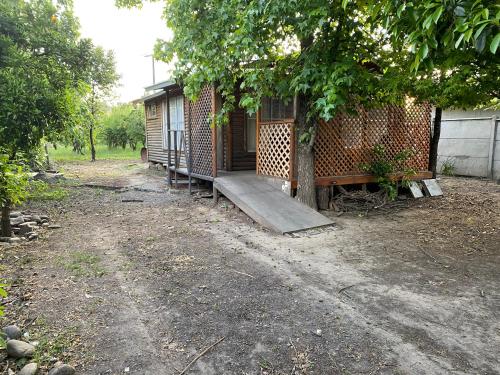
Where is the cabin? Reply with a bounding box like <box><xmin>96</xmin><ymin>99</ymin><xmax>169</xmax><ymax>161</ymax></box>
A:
<box><xmin>137</xmin><ymin>80</ymin><xmax>432</xmax><ymax>233</ymax></box>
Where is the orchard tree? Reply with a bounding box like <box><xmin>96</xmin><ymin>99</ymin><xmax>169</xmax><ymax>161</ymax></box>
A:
<box><xmin>117</xmin><ymin>0</ymin><xmax>401</xmax><ymax>209</ymax></box>
<box><xmin>79</xmin><ymin>42</ymin><xmax>119</xmax><ymax>162</ymax></box>
<box><xmin>0</xmin><ymin>0</ymin><xmax>88</xmax><ymax>159</ymax></box>
<box><xmin>366</xmin><ymin>0</ymin><xmax>500</xmax><ymax>177</ymax></box>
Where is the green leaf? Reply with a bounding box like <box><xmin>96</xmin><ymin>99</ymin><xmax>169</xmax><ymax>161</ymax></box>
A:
<box><xmin>418</xmin><ymin>43</ymin><xmax>429</xmax><ymax>60</ymax></box>
<box><xmin>455</xmin><ymin>33</ymin><xmax>465</xmax><ymax>48</ymax></box>
<box><xmin>432</xmin><ymin>6</ymin><xmax>443</xmax><ymax>23</ymax></box>
<box><xmin>342</xmin><ymin>0</ymin><xmax>348</xmax><ymax>10</ymax></box>
<box><xmin>490</xmin><ymin>33</ymin><xmax>500</xmax><ymax>54</ymax></box>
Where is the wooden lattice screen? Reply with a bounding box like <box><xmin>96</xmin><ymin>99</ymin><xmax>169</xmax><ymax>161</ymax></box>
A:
<box><xmin>314</xmin><ymin>103</ymin><xmax>431</xmax><ymax>178</ymax></box>
<box><xmin>256</xmin><ymin>102</ymin><xmax>431</xmax><ymax>182</ymax></box>
<box><xmin>257</xmin><ymin>121</ymin><xmax>293</xmax><ymax>179</ymax></box>
<box><xmin>186</xmin><ymin>86</ymin><xmax>213</xmax><ymax>177</ymax></box>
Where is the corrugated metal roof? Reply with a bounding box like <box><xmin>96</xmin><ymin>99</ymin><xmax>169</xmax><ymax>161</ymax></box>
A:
<box><xmin>144</xmin><ymin>79</ymin><xmax>176</xmax><ymax>91</ymax></box>
<box><xmin>132</xmin><ymin>90</ymin><xmax>166</xmax><ymax>104</ymax></box>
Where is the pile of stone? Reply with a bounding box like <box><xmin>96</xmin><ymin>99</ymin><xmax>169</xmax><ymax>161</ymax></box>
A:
<box><xmin>1</xmin><ymin>211</ymin><xmax>52</xmax><ymax>244</ymax></box>
<box><xmin>2</xmin><ymin>325</ymin><xmax>75</xmax><ymax>375</ymax></box>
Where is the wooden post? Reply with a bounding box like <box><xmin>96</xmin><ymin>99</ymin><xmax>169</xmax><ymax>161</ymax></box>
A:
<box><xmin>166</xmin><ymin>91</ymin><xmax>172</xmax><ymax>186</ymax></box>
<box><xmin>211</xmin><ymin>85</ymin><xmax>217</xmax><ymax>178</ymax></box>
<box><xmin>256</xmin><ymin>109</ymin><xmax>260</xmax><ymax>175</ymax></box>
<box><xmin>488</xmin><ymin>115</ymin><xmax>497</xmax><ymax>179</ymax></box>
<box><xmin>227</xmin><ymin>119</ymin><xmax>232</xmax><ymax>171</ymax></box>
<box><xmin>317</xmin><ymin>186</ymin><xmax>330</xmax><ymax>210</ymax></box>
<box><xmin>289</xmin><ymin>122</ymin><xmax>295</xmax><ymax>182</ymax></box>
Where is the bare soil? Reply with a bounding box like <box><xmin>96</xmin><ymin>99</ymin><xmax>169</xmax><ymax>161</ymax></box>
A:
<box><xmin>1</xmin><ymin>160</ymin><xmax>499</xmax><ymax>375</ymax></box>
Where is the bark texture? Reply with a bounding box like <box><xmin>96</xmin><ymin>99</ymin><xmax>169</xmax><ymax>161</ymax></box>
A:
<box><xmin>1</xmin><ymin>204</ymin><xmax>12</xmax><ymax>237</ymax></box>
<box><xmin>90</xmin><ymin>125</ymin><xmax>96</xmax><ymax>162</ymax></box>
<box><xmin>428</xmin><ymin>107</ymin><xmax>442</xmax><ymax>178</ymax></box>
<box><xmin>295</xmin><ymin>93</ymin><xmax>318</xmax><ymax>210</ymax></box>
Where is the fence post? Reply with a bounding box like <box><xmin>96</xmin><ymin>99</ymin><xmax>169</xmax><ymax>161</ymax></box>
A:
<box><xmin>488</xmin><ymin>115</ymin><xmax>497</xmax><ymax>179</ymax></box>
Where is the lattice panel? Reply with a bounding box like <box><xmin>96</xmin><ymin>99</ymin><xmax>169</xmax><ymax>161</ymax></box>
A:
<box><xmin>257</xmin><ymin>122</ymin><xmax>292</xmax><ymax>179</ymax></box>
<box><xmin>314</xmin><ymin>102</ymin><xmax>431</xmax><ymax>178</ymax></box>
<box><xmin>186</xmin><ymin>86</ymin><xmax>213</xmax><ymax>177</ymax></box>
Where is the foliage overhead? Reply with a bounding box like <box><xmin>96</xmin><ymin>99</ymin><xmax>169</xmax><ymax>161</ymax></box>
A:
<box><xmin>364</xmin><ymin>0</ymin><xmax>499</xmax><ymax>109</ymax></box>
<box><xmin>117</xmin><ymin>0</ymin><xmax>404</xmax><ymax>124</ymax></box>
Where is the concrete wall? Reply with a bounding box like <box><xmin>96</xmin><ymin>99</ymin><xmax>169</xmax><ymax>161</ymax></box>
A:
<box><xmin>437</xmin><ymin>109</ymin><xmax>500</xmax><ymax>179</ymax></box>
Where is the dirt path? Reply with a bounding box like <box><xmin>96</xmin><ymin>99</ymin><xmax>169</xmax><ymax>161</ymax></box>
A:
<box><xmin>1</xmin><ymin>161</ymin><xmax>499</xmax><ymax>374</ymax></box>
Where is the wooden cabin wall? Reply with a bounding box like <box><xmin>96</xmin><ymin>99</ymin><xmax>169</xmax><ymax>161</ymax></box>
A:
<box><xmin>145</xmin><ymin>97</ymin><xmax>168</xmax><ymax>165</ymax></box>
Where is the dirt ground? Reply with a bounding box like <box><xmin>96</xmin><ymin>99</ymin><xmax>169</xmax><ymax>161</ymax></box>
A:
<box><xmin>1</xmin><ymin>159</ymin><xmax>499</xmax><ymax>375</ymax></box>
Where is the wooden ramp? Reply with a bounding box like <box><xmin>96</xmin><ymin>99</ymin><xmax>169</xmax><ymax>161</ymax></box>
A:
<box><xmin>214</xmin><ymin>172</ymin><xmax>333</xmax><ymax>234</ymax></box>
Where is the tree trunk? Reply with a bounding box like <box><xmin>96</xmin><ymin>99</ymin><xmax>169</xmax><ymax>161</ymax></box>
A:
<box><xmin>295</xmin><ymin>93</ymin><xmax>318</xmax><ymax>210</ymax></box>
<box><xmin>428</xmin><ymin>107</ymin><xmax>442</xmax><ymax>178</ymax></box>
<box><xmin>1</xmin><ymin>204</ymin><xmax>12</xmax><ymax>237</ymax></box>
<box><xmin>90</xmin><ymin>125</ymin><xmax>96</xmax><ymax>162</ymax></box>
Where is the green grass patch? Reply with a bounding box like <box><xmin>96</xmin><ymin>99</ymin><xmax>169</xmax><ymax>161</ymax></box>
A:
<box><xmin>27</xmin><ymin>180</ymin><xmax>69</xmax><ymax>202</ymax></box>
<box><xmin>59</xmin><ymin>251</ymin><xmax>106</xmax><ymax>277</ymax></box>
<box><xmin>48</xmin><ymin>143</ymin><xmax>141</xmax><ymax>162</ymax></box>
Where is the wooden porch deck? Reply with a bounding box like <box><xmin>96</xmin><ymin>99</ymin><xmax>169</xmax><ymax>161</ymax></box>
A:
<box><xmin>214</xmin><ymin>171</ymin><xmax>333</xmax><ymax>234</ymax></box>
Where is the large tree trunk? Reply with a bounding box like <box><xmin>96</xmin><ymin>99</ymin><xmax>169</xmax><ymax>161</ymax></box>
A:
<box><xmin>295</xmin><ymin>93</ymin><xmax>318</xmax><ymax>210</ymax></box>
<box><xmin>1</xmin><ymin>204</ymin><xmax>12</xmax><ymax>237</ymax></box>
<box><xmin>428</xmin><ymin>107</ymin><xmax>442</xmax><ymax>178</ymax></box>
<box><xmin>90</xmin><ymin>125</ymin><xmax>96</xmax><ymax>162</ymax></box>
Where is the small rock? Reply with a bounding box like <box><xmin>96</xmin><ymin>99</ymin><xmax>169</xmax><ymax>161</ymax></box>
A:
<box><xmin>48</xmin><ymin>364</ymin><xmax>76</xmax><ymax>375</ymax></box>
<box><xmin>18</xmin><ymin>363</ymin><xmax>38</xmax><ymax>375</ymax></box>
<box><xmin>10</xmin><ymin>216</ymin><xmax>25</xmax><ymax>226</ymax></box>
<box><xmin>0</xmin><ymin>237</ymin><xmax>11</xmax><ymax>243</ymax></box>
<box><xmin>9</xmin><ymin>237</ymin><xmax>22</xmax><ymax>243</ymax></box>
<box><xmin>31</xmin><ymin>215</ymin><xmax>41</xmax><ymax>223</ymax></box>
<box><xmin>314</xmin><ymin>329</ymin><xmax>322</xmax><ymax>337</ymax></box>
<box><xmin>23</xmin><ymin>215</ymin><xmax>33</xmax><ymax>222</ymax></box>
<box><xmin>18</xmin><ymin>222</ymin><xmax>35</xmax><ymax>235</ymax></box>
<box><xmin>6</xmin><ymin>340</ymin><xmax>35</xmax><ymax>358</ymax></box>
<box><xmin>40</xmin><ymin>215</ymin><xmax>49</xmax><ymax>221</ymax></box>
<box><xmin>9</xmin><ymin>211</ymin><xmax>22</xmax><ymax>218</ymax></box>
<box><xmin>42</xmin><ymin>223</ymin><xmax>50</xmax><ymax>227</ymax></box>
<box><xmin>28</xmin><ymin>233</ymin><xmax>39</xmax><ymax>241</ymax></box>
<box><xmin>3</xmin><ymin>325</ymin><xmax>22</xmax><ymax>340</ymax></box>
<box><xmin>48</xmin><ymin>225</ymin><xmax>62</xmax><ymax>229</ymax></box>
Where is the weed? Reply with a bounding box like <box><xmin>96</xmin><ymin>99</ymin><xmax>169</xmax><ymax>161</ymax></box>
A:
<box><xmin>59</xmin><ymin>251</ymin><xmax>106</xmax><ymax>277</ymax></box>
<box><xmin>27</xmin><ymin>180</ymin><xmax>69</xmax><ymax>202</ymax></box>
<box><xmin>441</xmin><ymin>158</ymin><xmax>456</xmax><ymax>176</ymax></box>
<box><xmin>360</xmin><ymin>144</ymin><xmax>415</xmax><ymax>201</ymax></box>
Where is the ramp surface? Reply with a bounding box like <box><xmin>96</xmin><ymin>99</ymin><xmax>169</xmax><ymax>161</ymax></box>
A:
<box><xmin>214</xmin><ymin>172</ymin><xmax>333</xmax><ymax>233</ymax></box>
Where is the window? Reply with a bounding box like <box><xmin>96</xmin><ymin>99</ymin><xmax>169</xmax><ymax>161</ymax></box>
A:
<box><xmin>246</xmin><ymin>112</ymin><xmax>256</xmax><ymax>152</ymax></box>
<box><xmin>261</xmin><ymin>97</ymin><xmax>294</xmax><ymax>122</ymax></box>
<box><xmin>146</xmin><ymin>103</ymin><xmax>157</xmax><ymax>119</ymax></box>
<box><xmin>162</xmin><ymin>95</ymin><xmax>184</xmax><ymax>150</ymax></box>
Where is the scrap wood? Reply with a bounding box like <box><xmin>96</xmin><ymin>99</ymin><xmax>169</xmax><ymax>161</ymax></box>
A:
<box><xmin>178</xmin><ymin>337</ymin><xmax>225</xmax><ymax>375</ymax></box>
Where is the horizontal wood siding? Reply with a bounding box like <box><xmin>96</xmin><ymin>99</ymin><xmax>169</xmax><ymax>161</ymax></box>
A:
<box><xmin>145</xmin><ymin>96</ymin><xmax>168</xmax><ymax>164</ymax></box>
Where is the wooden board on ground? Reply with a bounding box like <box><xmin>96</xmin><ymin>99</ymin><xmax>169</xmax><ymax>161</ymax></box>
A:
<box><xmin>214</xmin><ymin>171</ymin><xmax>334</xmax><ymax>234</ymax></box>
<box><xmin>408</xmin><ymin>181</ymin><xmax>424</xmax><ymax>198</ymax></box>
<box><xmin>422</xmin><ymin>179</ymin><xmax>443</xmax><ymax>197</ymax></box>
